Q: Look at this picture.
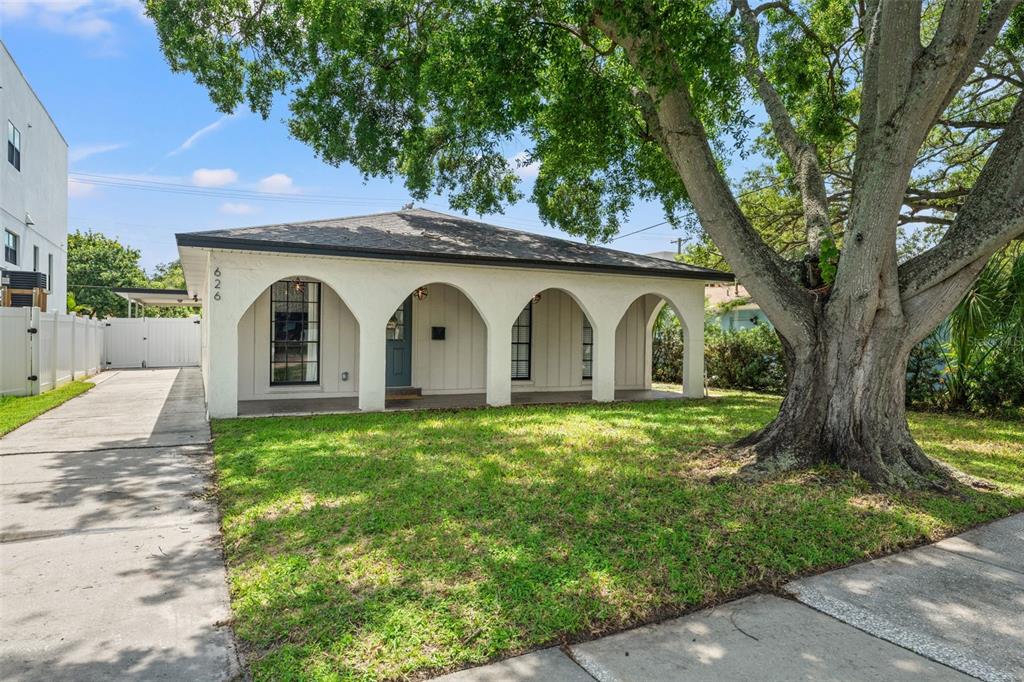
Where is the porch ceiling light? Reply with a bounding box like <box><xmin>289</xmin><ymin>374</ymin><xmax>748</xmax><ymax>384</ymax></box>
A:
<box><xmin>532</xmin><ymin>293</ymin><xmax>542</xmax><ymax>304</ymax></box>
<box><xmin>414</xmin><ymin>286</ymin><xmax>428</xmax><ymax>301</ymax></box>
<box><xmin>291</xmin><ymin>278</ymin><xmax>306</xmax><ymax>293</ymax></box>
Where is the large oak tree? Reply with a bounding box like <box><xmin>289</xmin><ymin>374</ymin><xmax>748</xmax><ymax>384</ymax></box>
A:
<box><xmin>148</xmin><ymin>0</ymin><xmax>1024</xmax><ymax>486</ymax></box>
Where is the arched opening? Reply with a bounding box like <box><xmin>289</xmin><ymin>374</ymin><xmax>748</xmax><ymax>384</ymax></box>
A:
<box><xmin>614</xmin><ymin>293</ymin><xmax>690</xmax><ymax>398</ymax></box>
<box><xmin>236</xmin><ymin>276</ymin><xmax>360</xmax><ymax>414</ymax></box>
<box><xmin>382</xmin><ymin>282</ymin><xmax>488</xmax><ymax>406</ymax></box>
<box><xmin>510</xmin><ymin>288</ymin><xmax>595</xmax><ymax>396</ymax></box>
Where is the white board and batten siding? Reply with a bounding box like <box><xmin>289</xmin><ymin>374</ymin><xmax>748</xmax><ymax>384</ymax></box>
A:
<box><xmin>1</xmin><ymin>307</ymin><xmax>104</xmax><ymax>397</ymax></box>
<box><xmin>103</xmin><ymin>317</ymin><xmax>202</xmax><ymax>369</ymax></box>
<box><xmin>234</xmin><ymin>282</ymin><xmax>661</xmax><ymax>401</ymax></box>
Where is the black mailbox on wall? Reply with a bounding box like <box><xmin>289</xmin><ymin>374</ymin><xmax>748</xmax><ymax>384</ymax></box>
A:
<box><xmin>431</xmin><ymin>326</ymin><xmax>446</xmax><ymax>340</ymax></box>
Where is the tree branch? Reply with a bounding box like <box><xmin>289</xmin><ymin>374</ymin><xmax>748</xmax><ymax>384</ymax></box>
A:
<box><xmin>595</xmin><ymin>12</ymin><xmax>814</xmax><ymax>343</ymax></box>
<box><xmin>901</xmin><ymin>93</ymin><xmax>1024</xmax><ymax>324</ymax></box>
<box><xmin>933</xmin><ymin>0</ymin><xmax>1023</xmax><ymax>117</ymax></box>
<box><xmin>734</xmin><ymin>0</ymin><xmax>833</xmax><ymax>265</ymax></box>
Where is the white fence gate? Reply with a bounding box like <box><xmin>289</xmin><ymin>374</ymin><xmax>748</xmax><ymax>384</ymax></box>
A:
<box><xmin>103</xmin><ymin>316</ymin><xmax>202</xmax><ymax>369</ymax></box>
<box><xmin>1</xmin><ymin>307</ymin><xmax>104</xmax><ymax>397</ymax></box>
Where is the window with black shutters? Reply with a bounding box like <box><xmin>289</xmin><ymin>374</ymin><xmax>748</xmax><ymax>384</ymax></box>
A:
<box><xmin>270</xmin><ymin>280</ymin><xmax>320</xmax><ymax>385</ymax></box>
<box><xmin>582</xmin><ymin>318</ymin><xmax>593</xmax><ymax>379</ymax></box>
<box><xmin>511</xmin><ymin>303</ymin><xmax>532</xmax><ymax>380</ymax></box>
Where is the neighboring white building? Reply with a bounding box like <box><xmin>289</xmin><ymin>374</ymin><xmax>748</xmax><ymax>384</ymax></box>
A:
<box><xmin>178</xmin><ymin>209</ymin><xmax>733</xmax><ymax>418</ymax></box>
<box><xmin>1</xmin><ymin>41</ymin><xmax>68</xmax><ymax>312</ymax></box>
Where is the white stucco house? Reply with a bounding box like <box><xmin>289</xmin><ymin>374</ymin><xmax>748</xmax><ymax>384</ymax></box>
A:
<box><xmin>0</xmin><ymin>41</ymin><xmax>67</xmax><ymax>311</ymax></box>
<box><xmin>177</xmin><ymin>209</ymin><xmax>732</xmax><ymax>418</ymax></box>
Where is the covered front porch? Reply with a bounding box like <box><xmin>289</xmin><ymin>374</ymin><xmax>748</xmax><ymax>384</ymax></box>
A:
<box><xmin>177</xmin><ymin>210</ymin><xmax>730</xmax><ymax>419</ymax></box>
<box><xmin>237</xmin><ymin>387</ymin><xmax>689</xmax><ymax>418</ymax></box>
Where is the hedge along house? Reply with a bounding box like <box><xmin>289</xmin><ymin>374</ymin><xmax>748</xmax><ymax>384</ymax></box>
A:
<box><xmin>176</xmin><ymin>209</ymin><xmax>733</xmax><ymax>418</ymax></box>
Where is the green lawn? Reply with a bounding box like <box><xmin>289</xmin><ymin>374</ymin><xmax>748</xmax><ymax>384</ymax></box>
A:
<box><xmin>211</xmin><ymin>393</ymin><xmax>1024</xmax><ymax>681</ymax></box>
<box><xmin>0</xmin><ymin>381</ymin><xmax>93</xmax><ymax>436</ymax></box>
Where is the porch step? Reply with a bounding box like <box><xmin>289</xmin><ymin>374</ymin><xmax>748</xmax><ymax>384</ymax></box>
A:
<box><xmin>386</xmin><ymin>387</ymin><xmax>422</xmax><ymax>400</ymax></box>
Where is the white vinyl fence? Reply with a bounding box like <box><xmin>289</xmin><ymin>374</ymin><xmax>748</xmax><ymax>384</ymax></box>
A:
<box><xmin>103</xmin><ymin>316</ymin><xmax>201</xmax><ymax>369</ymax></box>
<box><xmin>1</xmin><ymin>307</ymin><xmax>104</xmax><ymax>397</ymax></box>
<box><xmin>1</xmin><ymin>309</ymin><xmax>202</xmax><ymax>397</ymax></box>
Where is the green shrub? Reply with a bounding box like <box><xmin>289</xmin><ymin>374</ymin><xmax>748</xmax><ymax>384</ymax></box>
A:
<box><xmin>704</xmin><ymin>323</ymin><xmax>787</xmax><ymax>393</ymax></box>
<box><xmin>905</xmin><ymin>333</ymin><xmax>947</xmax><ymax>409</ymax></box>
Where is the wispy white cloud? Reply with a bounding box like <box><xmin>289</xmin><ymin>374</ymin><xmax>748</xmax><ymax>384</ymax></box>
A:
<box><xmin>256</xmin><ymin>173</ymin><xmax>298</xmax><ymax>194</ymax></box>
<box><xmin>168</xmin><ymin>115</ymin><xmax>235</xmax><ymax>156</ymax></box>
<box><xmin>0</xmin><ymin>1</ymin><xmax>148</xmax><ymax>53</ymax></box>
<box><xmin>220</xmin><ymin>202</ymin><xmax>257</xmax><ymax>215</ymax></box>
<box><xmin>69</xmin><ymin>142</ymin><xmax>126</xmax><ymax>163</ymax></box>
<box><xmin>511</xmin><ymin>151</ymin><xmax>540</xmax><ymax>181</ymax></box>
<box><xmin>192</xmin><ymin>168</ymin><xmax>238</xmax><ymax>187</ymax></box>
<box><xmin>68</xmin><ymin>177</ymin><xmax>99</xmax><ymax>199</ymax></box>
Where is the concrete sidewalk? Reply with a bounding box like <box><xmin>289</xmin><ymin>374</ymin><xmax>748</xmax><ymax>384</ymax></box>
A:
<box><xmin>435</xmin><ymin>514</ymin><xmax>1023</xmax><ymax>682</ymax></box>
<box><xmin>0</xmin><ymin>369</ymin><xmax>238</xmax><ymax>681</ymax></box>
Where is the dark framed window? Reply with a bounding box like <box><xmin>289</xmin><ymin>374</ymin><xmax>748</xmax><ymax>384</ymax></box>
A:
<box><xmin>511</xmin><ymin>303</ymin><xmax>532</xmax><ymax>380</ymax></box>
<box><xmin>582</xmin><ymin>318</ymin><xmax>593</xmax><ymax>379</ymax></box>
<box><xmin>7</xmin><ymin>121</ymin><xmax>20</xmax><ymax>171</ymax></box>
<box><xmin>4</xmin><ymin>230</ymin><xmax>18</xmax><ymax>265</ymax></box>
<box><xmin>270</xmin><ymin>279</ymin><xmax>320</xmax><ymax>385</ymax></box>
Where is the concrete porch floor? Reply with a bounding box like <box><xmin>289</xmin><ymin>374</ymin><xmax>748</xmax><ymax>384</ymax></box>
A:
<box><xmin>237</xmin><ymin>388</ymin><xmax>687</xmax><ymax>418</ymax></box>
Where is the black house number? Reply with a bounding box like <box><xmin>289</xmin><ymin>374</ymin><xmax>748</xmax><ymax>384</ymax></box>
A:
<box><xmin>213</xmin><ymin>267</ymin><xmax>222</xmax><ymax>300</ymax></box>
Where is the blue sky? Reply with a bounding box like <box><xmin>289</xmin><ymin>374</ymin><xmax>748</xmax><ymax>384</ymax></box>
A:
<box><xmin>0</xmin><ymin>1</ymin><xmax>752</xmax><ymax>273</ymax></box>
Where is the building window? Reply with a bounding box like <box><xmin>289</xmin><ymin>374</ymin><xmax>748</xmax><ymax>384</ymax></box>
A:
<box><xmin>47</xmin><ymin>254</ymin><xmax>53</xmax><ymax>291</ymax></box>
<box><xmin>4</xmin><ymin>230</ymin><xmax>18</xmax><ymax>265</ymax></box>
<box><xmin>270</xmin><ymin>279</ymin><xmax>320</xmax><ymax>385</ymax></box>
<box><xmin>7</xmin><ymin>121</ymin><xmax>20</xmax><ymax>171</ymax></box>
<box><xmin>511</xmin><ymin>303</ymin><xmax>532</xmax><ymax>380</ymax></box>
<box><xmin>582</xmin><ymin>318</ymin><xmax>593</xmax><ymax>379</ymax></box>
<box><xmin>33</xmin><ymin>245</ymin><xmax>39</xmax><ymax>272</ymax></box>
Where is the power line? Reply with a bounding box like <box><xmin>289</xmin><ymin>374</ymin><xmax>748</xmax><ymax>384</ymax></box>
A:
<box><xmin>608</xmin><ymin>179</ymin><xmax>786</xmax><ymax>242</ymax></box>
<box><xmin>69</xmin><ymin>172</ymin><xmax>404</xmax><ymax>206</ymax></box>
<box><xmin>611</xmin><ymin>220</ymin><xmax>669</xmax><ymax>241</ymax></box>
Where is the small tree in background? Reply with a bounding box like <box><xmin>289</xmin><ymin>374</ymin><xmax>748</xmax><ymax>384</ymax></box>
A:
<box><xmin>67</xmin><ymin>231</ymin><xmax>147</xmax><ymax>318</ymax></box>
<box><xmin>145</xmin><ymin>260</ymin><xmax>197</xmax><ymax>318</ymax></box>
<box><xmin>67</xmin><ymin>234</ymin><xmax>196</xmax><ymax>319</ymax></box>
<box><xmin>651</xmin><ymin>306</ymin><xmax>684</xmax><ymax>384</ymax></box>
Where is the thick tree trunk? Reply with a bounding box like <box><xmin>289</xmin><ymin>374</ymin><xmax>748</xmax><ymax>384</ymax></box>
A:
<box><xmin>737</xmin><ymin>313</ymin><xmax>940</xmax><ymax>488</ymax></box>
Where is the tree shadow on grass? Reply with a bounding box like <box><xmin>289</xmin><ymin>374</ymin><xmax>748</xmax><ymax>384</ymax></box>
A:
<box><xmin>210</xmin><ymin>397</ymin><xmax>1024</xmax><ymax>679</ymax></box>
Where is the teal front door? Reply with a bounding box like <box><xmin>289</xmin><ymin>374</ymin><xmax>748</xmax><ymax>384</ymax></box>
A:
<box><xmin>386</xmin><ymin>296</ymin><xmax>412</xmax><ymax>387</ymax></box>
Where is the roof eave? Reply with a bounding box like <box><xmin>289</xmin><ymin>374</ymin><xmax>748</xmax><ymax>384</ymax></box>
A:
<box><xmin>174</xmin><ymin>234</ymin><xmax>735</xmax><ymax>282</ymax></box>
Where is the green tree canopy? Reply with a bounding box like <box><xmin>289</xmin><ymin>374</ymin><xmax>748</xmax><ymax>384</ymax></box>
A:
<box><xmin>67</xmin><ymin>230</ymin><xmax>148</xmax><ymax>318</ymax></box>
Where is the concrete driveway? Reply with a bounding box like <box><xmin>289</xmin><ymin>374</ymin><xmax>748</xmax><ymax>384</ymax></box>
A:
<box><xmin>0</xmin><ymin>368</ymin><xmax>238</xmax><ymax>681</ymax></box>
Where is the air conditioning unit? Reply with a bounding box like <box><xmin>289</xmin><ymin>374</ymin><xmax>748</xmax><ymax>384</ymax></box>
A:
<box><xmin>3</xmin><ymin>270</ymin><xmax>47</xmax><ymax>289</ymax></box>
<box><xmin>1</xmin><ymin>269</ymin><xmax>49</xmax><ymax>310</ymax></box>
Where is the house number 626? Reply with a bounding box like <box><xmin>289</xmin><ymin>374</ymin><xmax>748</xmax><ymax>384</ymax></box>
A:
<box><xmin>213</xmin><ymin>267</ymin><xmax>223</xmax><ymax>301</ymax></box>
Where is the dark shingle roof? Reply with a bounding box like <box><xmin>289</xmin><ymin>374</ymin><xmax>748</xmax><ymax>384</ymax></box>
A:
<box><xmin>176</xmin><ymin>208</ymin><xmax>733</xmax><ymax>281</ymax></box>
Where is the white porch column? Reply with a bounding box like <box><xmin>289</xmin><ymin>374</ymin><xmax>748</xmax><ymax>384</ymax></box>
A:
<box><xmin>205</xmin><ymin>311</ymin><xmax>239</xmax><ymax>418</ymax></box>
<box><xmin>591</xmin><ymin>319</ymin><xmax>617</xmax><ymax>402</ymax></box>
<box><xmin>682</xmin><ymin>318</ymin><xmax>705</xmax><ymax>398</ymax></box>
<box><xmin>485</xmin><ymin>318</ymin><xmax>512</xmax><ymax>407</ymax></box>
<box><xmin>358</xmin><ymin>317</ymin><xmax>387</xmax><ymax>411</ymax></box>
<box><xmin>202</xmin><ymin>255</ymin><xmax>242</xmax><ymax>419</ymax></box>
